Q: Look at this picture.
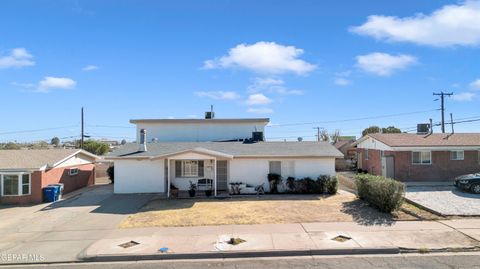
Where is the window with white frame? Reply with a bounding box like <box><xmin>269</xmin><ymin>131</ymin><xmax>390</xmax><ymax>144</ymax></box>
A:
<box><xmin>175</xmin><ymin>160</ymin><xmax>204</xmax><ymax>177</ymax></box>
<box><xmin>69</xmin><ymin>168</ymin><xmax>79</xmax><ymax>176</ymax></box>
<box><xmin>412</xmin><ymin>151</ymin><xmax>432</xmax><ymax>165</ymax></box>
<box><xmin>1</xmin><ymin>173</ymin><xmax>31</xmax><ymax>196</ymax></box>
<box><xmin>451</xmin><ymin>150</ymin><xmax>464</xmax><ymax>161</ymax></box>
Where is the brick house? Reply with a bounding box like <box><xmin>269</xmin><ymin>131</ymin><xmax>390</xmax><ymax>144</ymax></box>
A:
<box><xmin>354</xmin><ymin>133</ymin><xmax>480</xmax><ymax>182</ymax></box>
<box><xmin>0</xmin><ymin>149</ymin><xmax>98</xmax><ymax>204</ymax></box>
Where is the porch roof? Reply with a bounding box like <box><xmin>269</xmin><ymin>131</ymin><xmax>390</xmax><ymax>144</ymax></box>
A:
<box><xmin>107</xmin><ymin>141</ymin><xmax>343</xmax><ymax>159</ymax></box>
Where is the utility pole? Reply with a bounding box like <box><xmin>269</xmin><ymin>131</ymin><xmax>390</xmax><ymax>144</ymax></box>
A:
<box><xmin>433</xmin><ymin>91</ymin><xmax>453</xmax><ymax>133</ymax></box>
<box><xmin>81</xmin><ymin>107</ymin><xmax>84</xmax><ymax>149</ymax></box>
<box><xmin>313</xmin><ymin>127</ymin><xmax>321</xmax><ymax>142</ymax></box>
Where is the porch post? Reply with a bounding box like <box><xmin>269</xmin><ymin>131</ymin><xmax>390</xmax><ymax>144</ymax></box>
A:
<box><xmin>214</xmin><ymin>158</ymin><xmax>217</xmax><ymax>197</ymax></box>
<box><xmin>167</xmin><ymin>158</ymin><xmax>170</xmax><ymax>198</ymax></box>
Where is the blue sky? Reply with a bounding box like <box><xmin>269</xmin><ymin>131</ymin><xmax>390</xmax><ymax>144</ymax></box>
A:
<box><xmin>1</xmin><ymin>0</ymin><xmax>480</xmax><ymax>142</ymax></box>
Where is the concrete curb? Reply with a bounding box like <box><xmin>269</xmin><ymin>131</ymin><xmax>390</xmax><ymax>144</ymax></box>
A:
<box><xmin>403</xmin><ymin>197</ymin><xmax>447</xmax><ymax>217</ymax></box>
<box><xmin>80</xmin><ymin>247</ymin><xmax>400</xmax><ymax>262</ymax></box>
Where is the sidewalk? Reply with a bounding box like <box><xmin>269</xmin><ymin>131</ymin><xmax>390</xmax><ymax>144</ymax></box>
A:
<box><xmin>81</xmin><ymin>220</ymin><xmax>480</xmax><ymax>262</ymax></box>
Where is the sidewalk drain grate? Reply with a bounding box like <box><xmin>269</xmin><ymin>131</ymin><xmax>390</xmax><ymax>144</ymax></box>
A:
<box><xmin>119</xmin><ymin>240</ymin><xmax>140</xmax><ymax>248</ymax></box>
<box><xmin>331</xmin><ymin>235</ymin><xmax>351</xmax><ymax>243</ymax></box>
<box><xmin>228</xmin><ymin>237</ymin><xmax>246</xmax><ymax>245</ymax></box>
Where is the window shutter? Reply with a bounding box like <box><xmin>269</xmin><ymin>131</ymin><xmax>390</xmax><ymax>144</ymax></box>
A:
<box><xmin>175</xmin><ymin>160</ymin><xmax>182</xmax><ymax>177</ymax></box>
<box><xmin>198</xmin><ymin>161</ymin><xmax>204</xmax><ymax>177</ymax></box>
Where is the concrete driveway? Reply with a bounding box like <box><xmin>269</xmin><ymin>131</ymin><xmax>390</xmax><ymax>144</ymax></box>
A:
<box><xmin>0</xmin><ymin>185</ymin><xmax>154</xmax><ymax>264</ymax></box>
<box><xmin>405</xmin><ymin>185</ymin><xmax>480</xmax><ymax>216</ymax></box>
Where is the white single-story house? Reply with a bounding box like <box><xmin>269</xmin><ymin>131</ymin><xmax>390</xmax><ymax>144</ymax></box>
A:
<box><xmin>107</xmin><ymin>141</ymin><xmax>343</xmax><ymax>196</ymax></box>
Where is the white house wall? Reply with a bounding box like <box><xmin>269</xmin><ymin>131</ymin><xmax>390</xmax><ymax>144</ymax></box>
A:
<box><xmin>55</xmin><ymin>154</ymin><xmax>94</xmax><ymax>168</ymax></box>
<box><xmin>113</xmin><ymin>157</ymin><xmax>337</xmax><ymax>194</ymax></box>
<box><xmin>135</xmin><ymin>122</ymin><xmax>266</xmax><ymax>142</ymax></box>
<box><xmin>356</xmin><ymin>137</ymin><xmax>392</xmax><ymax>151</ymax></box>
<box><xmin>114</xmin><ymin>159</ymin><xmax>165</xmax><ymax>194</ymax></box>
<box><xmin>229</xmin><ymin>158</ymin><xmax>336</xmax><ymax>192</ymax></box>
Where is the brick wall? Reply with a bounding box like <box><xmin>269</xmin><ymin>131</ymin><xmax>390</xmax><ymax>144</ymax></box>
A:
<box><xmin>0</xmin><ymin>163</ymin><xmax>95</xmax><ymax>205</ymax></box>
<box><xmin>393</xmin><ymin>150</ymin><xmax>480</xmax><ymax>181</ymax></box>
<box><xmin>357</xmin><ymin>148</ymin><xmax>382</xmax><ymax>175</ymax></box>
<box><xmin>357</xmin><ymin>148</ymin><xmax>480</xmax><ymax>182</ymax></box>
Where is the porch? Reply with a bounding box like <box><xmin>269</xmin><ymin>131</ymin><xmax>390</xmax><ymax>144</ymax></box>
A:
<box><xmin>162</xmin><ymin>148</ymin><xmax>233</xmax><ymax>198</ymax></box>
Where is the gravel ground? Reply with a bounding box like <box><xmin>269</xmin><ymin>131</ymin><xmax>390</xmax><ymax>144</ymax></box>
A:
<box><xmin>405</xmin><ymin>186</ymin><xmax>480</xmax><ymax>216</ymax></box>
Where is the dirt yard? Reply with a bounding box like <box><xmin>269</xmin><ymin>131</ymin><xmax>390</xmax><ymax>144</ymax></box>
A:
<box><xmin>119</xmin><ymin>190</ymin><xmax>419</xmax><ymax>228</ymax></box>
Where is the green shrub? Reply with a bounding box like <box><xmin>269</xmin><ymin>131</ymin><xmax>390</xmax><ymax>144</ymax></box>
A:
<box><xmin>325</xmin><ymin>176</ymin><xmax>338</xmax><ymax>195</ymax></box>
<box><xmin>267</xmin><ymin>173</ymin><xmax>282</xmax><ymax>193</ymax></box>
<box><xmin>106</xmin><ymin>166</ymin><xmax>114</xmax><ymax>184</ymax></box>
<box><xmin>286</xmin><ymin>177</ymin><xmax>295</xmax><ymax>193</ymax></box>
<box><xmin>355</xmin><ymin>174</ymin><xmax>404</xmax><ymax>213</ymax></box>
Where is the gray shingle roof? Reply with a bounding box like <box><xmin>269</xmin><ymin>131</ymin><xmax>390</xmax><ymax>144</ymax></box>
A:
<box><xmin>0</xmin><ymin>149</ymin><xmax>94</xmax><ymax>170</ymax></box>
<box><xmin>108</xmin><ymin>141</ymin><xmax>344</xmax><ymax>158</ymax></box>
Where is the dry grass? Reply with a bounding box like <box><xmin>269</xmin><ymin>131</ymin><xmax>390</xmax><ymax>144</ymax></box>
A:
<box><xmin>119</xmin><ymin>191</ymin><xmax>407</xmax><ymax>228</ymax></box>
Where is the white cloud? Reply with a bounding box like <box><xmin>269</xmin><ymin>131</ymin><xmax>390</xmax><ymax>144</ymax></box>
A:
<box><xmin>248</xmin><ymin>77</ymin><xmax>303</xmax><ymax>95</ymax></box>
<box><xmin>37</xmin><ymin>77</ymin><xmax>76</xmax><ymax>92</ymax></box>
<box><xmin>82</xmin><ymin>65</ymin><xmax>99</xmax><ymax>71</ymax></box>
<box><xmin>246</xmin><ymin>93</ymin><xmax>273</xmax><ymax>105</ymax></box>
<box><xmin>356</xmin><ymin>52</ymin><xmax>417</xmax><ymax>76</ymax></box>
<box><xmin>203</xmin><ymin>41</ymin><xmax>316</xmax><ymax>75</ymax></box>
<box><xmin>452</xmin><ymin>92</ymin><xmax>476</xmax><ymax>101</ymax></box>
<box><xmin>334</xmin><ymin>77</ymin><xmax>351</xmax><ymax>86</ymax></box>
<box><xmin>470</xmin><ymin>79</ymin><xmax>480</xmax><ymax>90</ymax></box>
<box><xmin>350</xmin><ymin>1</ymin><xmax>480</xmax><ymax>47</ymax></box>
<box><xmin>0</xmin><ymin>48</ymin><xmax>35</xmax><ymax>69</ymax></box>
<box><xmin>195</xmin><ymin>91</ymin><xmax>240</xmax><ymax>100</ymax></box>
<box><xmin>10</xmin><ymin>82</ymin><xmax>35</xmax><ymax>89</ymax></box>
<box><xmin>247</xmin><ymin>107</ymin><xmax>274</xmax><ymax>114</ymax></box>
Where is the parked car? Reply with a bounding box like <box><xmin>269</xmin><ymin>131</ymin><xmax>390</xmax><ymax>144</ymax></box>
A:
<box><xmin>454</xmin><ymin>173</ymin><xmax>480</xmax><ymax>194</ymax></box>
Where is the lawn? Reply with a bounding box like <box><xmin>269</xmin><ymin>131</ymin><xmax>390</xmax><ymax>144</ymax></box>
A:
<box><xmin>118</xmin><ymin>190</ymin><xmax>421</xmax><ymax>228</ymax></box>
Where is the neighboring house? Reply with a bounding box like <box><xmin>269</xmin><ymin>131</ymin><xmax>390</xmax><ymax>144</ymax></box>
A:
<box><xmin>131</xmin><ymin>118</ymin><xmax>269</xmax><ymax>142</ymax></box>
<box><xmin>108</xmin><ymin>141</ymin><xmax>342</xmax><ymax>196</ymax></box>
<box><xmin>333</xmin><ymin>137</ymin><xmax>357</xmax><ymax>171</ymax></box>
<box><xmin>354</xmin><ymin>133</ymin><xmax>480</xmax><ymax>181</ymax></box>
<box><xmin>107</xmin><ymin>115</ymin><xmax>343</xmax><ymax>196</ymax></box>
<box><xmin>0</xmin><ymin>149</ymin><xmax>97</xmax><ymax>204</ymax></box>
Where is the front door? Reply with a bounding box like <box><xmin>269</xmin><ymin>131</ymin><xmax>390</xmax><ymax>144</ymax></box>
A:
<box><xmin>216</xmin><ymin>160</ymin><xmax>228</xmax><ymax>191</ymax></box>
<box><xmin>381</xmin><ymin>156</ymin><xmax>394</xmax><ymax>179</ymax></box>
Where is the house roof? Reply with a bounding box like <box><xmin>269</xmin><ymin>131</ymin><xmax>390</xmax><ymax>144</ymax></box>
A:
<box><xmin>0</xmin><ymin>149</ymin><xmax>97</xmax><ymax>170</ymax></box>
<box><xmin>333</xmin><ymin>140</ymin><xmax>351</xmax><ymax>149</ymax></box>
<box><xmin>108</xmin><ymin>141</ymin><xmax>344</xmax><ymax>159</ymax></box>
<box><xmin>366</xmin><ymin>133</ymin><xmax>480</xmax><ymax>147</ymax></box>
<box><xmin>130</xmin><ymin>118</ymin><xmax>270</xmax><ymax>124</ymax></box>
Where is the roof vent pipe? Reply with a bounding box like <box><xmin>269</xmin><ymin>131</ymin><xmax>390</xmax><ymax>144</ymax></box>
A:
<box><xmin>139</xmin><ymin>129</ymin><xmax>147</xmax><ymax>152</ymax></box>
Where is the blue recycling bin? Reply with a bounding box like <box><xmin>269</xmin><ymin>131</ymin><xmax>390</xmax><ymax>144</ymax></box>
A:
<box><xmin>42</xmin><ymin>186</ymin><xmax>60</xmax><ymax>202</ymax></box>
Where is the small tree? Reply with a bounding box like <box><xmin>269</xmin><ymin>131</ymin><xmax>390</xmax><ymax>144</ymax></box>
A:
<box><xmin>51</xmin><ymin>137</ymin><xmax>60</xmax><ymax>146</ymax></box>
<box><xmin>4</xmin><ymin>142</ymin><xmax>20</xmax><ymax>150</ymax></box>
<box><xmin>382</xmin><ymin>126</ymin><xmax>401</xmax><ymax>134</ymax></box>
<box><xmin>362</xmin><ymin>126</ymin><xmax>381</xmax><ymax>136</ymax></box>
<box><xmin>82</xmin><ymin>140</ymin><xmax>110</xmax><ymax>155</ymax></box>
<box><xmin>121</xmin><ymin>139</ymin><xmax>127</xmax><ymax>145</ymax></box>
<box><xmin>319</xmin><ymin>129</ymin><xmax>330</xmax><ymax>142</ymax></box>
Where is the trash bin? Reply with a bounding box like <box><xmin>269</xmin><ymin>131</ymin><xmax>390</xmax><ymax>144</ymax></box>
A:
<box><xmin>42</xmin><ymin>186</ymin><xmax>60</xmax><ymax>202</ymax></box>
<box><xmin>48</xmin><ymin>183</ymin><xmax>64</xmax><ymax>200</ymax></box>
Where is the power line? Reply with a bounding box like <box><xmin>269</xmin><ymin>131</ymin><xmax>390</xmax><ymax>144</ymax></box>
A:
<box><xmin>0</xmin><ymin>125</ymin><xmax>79</xmax><ymax>135</ymax></box>
<box><xmin>266</xmin><ymin>109</ymin><xmax>438</xmax><ymax>127</ymax></box>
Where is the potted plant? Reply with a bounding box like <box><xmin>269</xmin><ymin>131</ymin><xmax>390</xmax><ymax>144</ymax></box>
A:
<box><xmin>170</xmin><ymin>184</ymin><xmax>179</xmax><ymax>198</ymax></box>
<box><xmin>188</xmin><ymin>181</ymin><xmax>196</xmax><ymax>197</ymax></box>
<box><xmin>205</xmin><ymin>186</ymin><xmax>212</xmax><ymax>197</ymax></box>
<box><xmin>267</xmin><ymin>173</ymin><xmax>282</xmax><ymax>193</ymax></box>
